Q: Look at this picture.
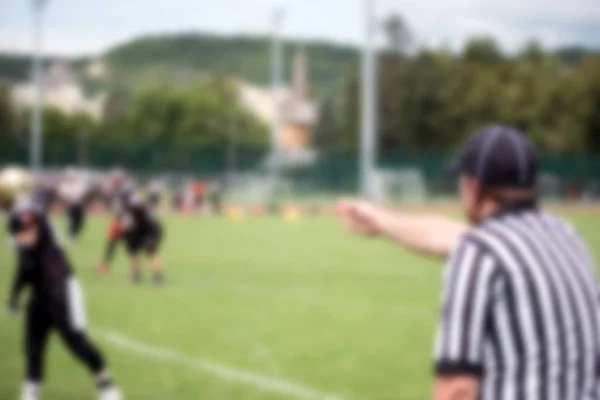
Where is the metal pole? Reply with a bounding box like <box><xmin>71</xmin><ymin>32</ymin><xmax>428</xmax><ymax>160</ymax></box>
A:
<box><xmin>270</xmin><ymin>6</ymin><xmax>284</xmax><ymax>196</ymax></box>
<box><xmin>227</xmin><ymin>113</ymin><xmax>237</xmax><ymax>187</ymax></box>
<box><xmin>30</xmin><ymin>0</ymin><xmax>47</xmax><ymax>172</ymax></box>
<box><xmin>78</xmin><ymin>126</ymin><xmax>88</xmax><ymax>167</ymax></box>
<box><xmin>360</xmin><ymin>0</ymin><xmax>377</xmax><ymax>198</ymax></box>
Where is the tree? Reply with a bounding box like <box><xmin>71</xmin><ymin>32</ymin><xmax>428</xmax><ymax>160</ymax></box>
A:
<box><xmin>580</xmin><ymin>55</ymin><xmax>600</xmax><ymax>152</ymax></box>
<box><xmin>0</xmin><ymin>82</ymin><xmax>15</xmax><ymax>141</ymax></box>
<box><xmin>3</xmin><ymin>29</ymin><xmax>599</xmax><ymax>172</ymax></box>
<box><xmin>326</xmin><ymin>36</ymin><xmax>600</xmax><ymax>156</ymax></box>
<box><xmin>463</xmin><ymin>36</ymin><xmax>503</xmax><ymax>64</ymax></box>
<box><xmin>93</xmin><ymin>75</ymin><xmax>270</xmax><ymax>170</ymax></box>
<box><xmin>519</xmin><ymin>40</ymin><xmax>544</xmax><ymax>63</ymax></box>
<box><xmin>0</xmin><ymin>81</ymin><xmax>22</xmax><ymax>162</ymax></box>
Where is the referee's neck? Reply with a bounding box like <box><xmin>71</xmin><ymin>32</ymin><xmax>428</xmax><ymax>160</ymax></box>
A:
<box><xmin>482</xmin><ymin>198</ymin><xmax>539</xmax><ymax>222</ymax></box>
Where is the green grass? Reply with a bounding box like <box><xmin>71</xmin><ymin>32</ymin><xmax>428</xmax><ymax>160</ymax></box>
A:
<box><xmin>0</xmin><ymin>212</ymin><xmax>599</xmax><ymax>400</ymax></box>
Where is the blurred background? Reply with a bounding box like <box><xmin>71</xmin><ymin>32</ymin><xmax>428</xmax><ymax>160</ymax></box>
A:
<box><xmin>1</xmin><ymin>0</ymin><xmax>599</xmax><ymax>203</ymax></box>
<box><xmin>0</xmin><ymin>1</ymin><xmax>599</xmax><ymax>399</ymax></box>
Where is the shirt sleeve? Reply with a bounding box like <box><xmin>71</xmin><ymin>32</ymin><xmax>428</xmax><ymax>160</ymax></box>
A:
<box><xmin>434</xmin><ymin>236</ymin><xmax>499</xmax><ymax>376</ymax></box>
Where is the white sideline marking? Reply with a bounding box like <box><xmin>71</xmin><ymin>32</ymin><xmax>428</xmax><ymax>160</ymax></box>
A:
<box><xmin>99</xmin><ymin>330</ymin><xmax>342</xmax><ymax>400</ymax></box>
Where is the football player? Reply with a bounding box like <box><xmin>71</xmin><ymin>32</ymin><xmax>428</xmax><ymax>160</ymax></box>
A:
<box><xmin>6</xmin><ymin>199</ymin><xmax>122</xmax><ymax>400</ymax></box>
<box><xmin>97</xmin><ymin>194</ymin><xmax>164</xmax><ymax>285</ymax></box>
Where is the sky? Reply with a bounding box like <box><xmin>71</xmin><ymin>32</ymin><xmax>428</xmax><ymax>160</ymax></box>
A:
<box><xmin>0</xmin><ymin>0</ymin><xmax>599</xmax><ymax>56</ymax></box>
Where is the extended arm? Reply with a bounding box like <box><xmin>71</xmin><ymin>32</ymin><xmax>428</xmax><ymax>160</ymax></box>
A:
<box><xmin>338</xmin><ymin>201</ymin><xmax>468</xmax><ymax>259</ymax></box>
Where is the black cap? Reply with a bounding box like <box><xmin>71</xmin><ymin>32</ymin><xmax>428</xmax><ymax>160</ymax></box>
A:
<box><xmin>445</xmin><ymin>125</ymin><xmax>538</xmax><ymax>188</ymax></box>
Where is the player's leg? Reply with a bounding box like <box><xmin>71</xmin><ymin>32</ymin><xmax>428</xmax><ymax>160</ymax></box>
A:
<box><xmin>67</xmin><ymin>205</ymin><xmax>79</xmax><ymax>241</ymax></box>
<box><xmin>145</xmin><ymin>227</ymin><xmax>164</xmax><ymax>285</ymax></box>
<box><xmin>129</xmin><ymin>253</ymin><xmax>142</xmax><ymax>283</ymax></box>
<box><xmin>149</xmin><ymin>253</ymin><xmax>164</xmax><ymax>285</ymax></box>
<box><xmin>57</xmin><ymin>330</ymin><xmax>119</xmax><ymax>393</ymax></box>
<box><xmin>21</xmin><ymin>300</ymin><xmax>51</xmax><ymax>400</ymax></box>
<box><xmin>73</xmin><ymin>205</ymin><xmax>85</xmax><ymax>239</ymax></box>
<box><xmin>125</xmin><ymin>234</ymin><xmax>144</xmax><ymax>283</ymax></box>
<box><xmin>55</xmin><ymin>279</ymin><xmax>122</xmax><ymax>399</ymax></box>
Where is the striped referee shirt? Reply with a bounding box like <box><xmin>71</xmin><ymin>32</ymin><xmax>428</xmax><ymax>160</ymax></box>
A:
<box><xmin>434</xmin><ymin>202</ymin><xmax>600</xmax><ymax>400</ymax></box>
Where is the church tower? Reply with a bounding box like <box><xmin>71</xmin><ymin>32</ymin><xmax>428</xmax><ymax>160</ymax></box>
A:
<box><xmin>292</xmin><ymin>50</ymin><xmax>308</xmax><ymax>99</ymax></box>
<box><xmin>279</xmin><ymin>50</ymin><xmax>319</xmax><ymax>152</ymax></box>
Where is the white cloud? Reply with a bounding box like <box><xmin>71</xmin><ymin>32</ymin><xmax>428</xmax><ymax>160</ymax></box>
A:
<box><xmin>377</xmin><ymin>0</ymin><xmax>600</xmax><ymax>51</ymax></box>
<box><xmin>0</xmin><ymin>0</ymin><xmax>598</xmax><ymax>55</ymax></box>
<box><xmin>475</xmin><ymin>0</ymin><xmax>600</xmax><ymax>21</ymax></box>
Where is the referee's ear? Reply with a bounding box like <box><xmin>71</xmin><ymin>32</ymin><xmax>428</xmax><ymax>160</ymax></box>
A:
<box><xmin>458</xmin><ymin>175</ymin><xmax>484</xmax><ymax>225</ymax></box>
<box><xmin>433</xmin><ymin>374</ymin><xmax>479</xmax><ymax>400</ymax></box>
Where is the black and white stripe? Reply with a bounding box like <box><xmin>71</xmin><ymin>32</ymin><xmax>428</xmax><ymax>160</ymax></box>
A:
<box><xmin>434</xmin><ymin>207</ymin><xmax>600</xmax><ymax>400</ymax></box>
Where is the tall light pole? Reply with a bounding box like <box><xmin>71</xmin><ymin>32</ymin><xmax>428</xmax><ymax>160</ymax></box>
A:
<box><xmin>30</xmin><ymin>0</ymin><xmax>49</xmax><ymax>172</ymax></box>
<box><xmin>360</xmin><ymin>0</ymin><xmax>377</xmax><ymax>198</ymax></box>
<box><xmin>269</xmin><ymin>5</ymin><xmax>284</xmax><ymax>196</ymax></box>
<box><xmin>227</xmin><ymin>112</ymin><xmax>237</xmax><ymax>187</ymax></box>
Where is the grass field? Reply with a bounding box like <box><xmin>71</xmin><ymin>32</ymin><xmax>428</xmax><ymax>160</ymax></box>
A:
<box><xmin>0</xmin><ymin>210</ymin><xmax>599</xmax><ymax>400</ymax></box>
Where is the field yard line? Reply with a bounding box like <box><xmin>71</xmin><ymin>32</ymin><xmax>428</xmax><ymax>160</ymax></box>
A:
<box><xmin>97</xmin><ymin>329</ymin><xmax>343</xmax><ymax>400</ymax></box>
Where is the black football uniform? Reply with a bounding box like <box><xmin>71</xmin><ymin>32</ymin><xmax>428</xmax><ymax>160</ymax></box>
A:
<box><xmin>7</xmin><ymin>202</ymin><xmax>107</xmax><ymax>383</ymax></box>
<box><xmin>99</xmin><ymin>183</ymin><xmax>134</xmax><ymax>265</ymax></box>
<box><xmin>60</xmin><ymin>181</ymin><xmax>89</xmax><ymax>241</ymax></box>
<box><xmin>121</xmin><ymin>202</ymin><xmax>163</xmax><ymax>256</ymax></box>
<box><xmin>67</xmin><ymin>202</ymin><xmax>85</xmax><ymax>240</ymax></box>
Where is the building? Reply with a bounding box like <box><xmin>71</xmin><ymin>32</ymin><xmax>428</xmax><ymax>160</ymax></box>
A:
<box><xmin>85</xmin><ymin>60</ymin><xmax>109</xmax><ymax>79</ymax></box>
<box><xmin>11</xmin><ymin>62</ymin><xmax>106</xmax><ymax>120</ymax></box>
<box><xmin>238</xmin><ymin>50</ymin><xmax>319</xmax><ymax>153</ymax></box>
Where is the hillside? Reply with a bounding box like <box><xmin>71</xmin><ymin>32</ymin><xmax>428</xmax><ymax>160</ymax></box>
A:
<box><xmin>0</xmin><ymin>34</ymin><xmax>359</xmax><ymax>96</ymax></box>
<box><xmin>1</xmin><ymin>34</ymin><xmax>598</xmax><ymax>96</ymax></box>
<box><xmin>101</xmin><ymin>33</ymin><xmax>359</xmax><ymax>95</ymax></box>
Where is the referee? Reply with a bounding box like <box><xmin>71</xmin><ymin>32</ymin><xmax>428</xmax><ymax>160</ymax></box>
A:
<box><xmin>338</xmin><ymin>125</ymin><xmax>600</xmax><ymax>400</ymax></box>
